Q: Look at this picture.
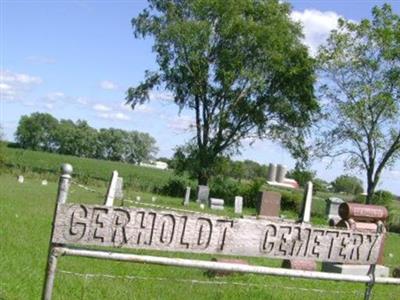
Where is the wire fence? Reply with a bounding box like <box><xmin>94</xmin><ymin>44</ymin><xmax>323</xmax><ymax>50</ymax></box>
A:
<box><xmin>58</xmin><ymin>269</ymin><xmax>364</xmax><ymax>297</ymax></box>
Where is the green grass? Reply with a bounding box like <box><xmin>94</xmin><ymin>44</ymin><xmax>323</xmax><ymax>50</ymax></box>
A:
<box><xmin>3</xmin><ymin>147</ymin><xmax>181</xmax><ymax>192</ymax></box>
<box><xmin>1</xmin><ymin>173</ymin><xmax>400</xmax><ymax>299</ymax></box>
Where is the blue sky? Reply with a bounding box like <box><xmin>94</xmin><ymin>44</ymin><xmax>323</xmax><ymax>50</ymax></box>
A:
<box><xmin>1</xmin><ymin>0</ymin><xmax>400</xmax><ymax>193</ymax></box>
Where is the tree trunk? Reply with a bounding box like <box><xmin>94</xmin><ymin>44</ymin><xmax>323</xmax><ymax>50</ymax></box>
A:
<box><xmin>366</xmin><ymin>179</ymin><xmax>376</xmax><ymax>204</ymax></box>
<box><xmin>197</xmin><ymin>172</ymin><xmax>209</xmax><ymax>186</ymax></box>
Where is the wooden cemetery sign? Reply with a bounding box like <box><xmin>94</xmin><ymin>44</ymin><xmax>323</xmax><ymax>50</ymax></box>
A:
<box><xmin>42</xmin><ymin>164</ymin><xmax>399</xmax><ymax>300</ymax></box>
<box><xmin>53</xmin><ymin>204</ymin><xmax>382</xmax><ymax>264</ymax></box>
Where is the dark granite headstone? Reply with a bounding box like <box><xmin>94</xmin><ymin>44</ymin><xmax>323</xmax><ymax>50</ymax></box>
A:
<box><xmin>257</xmin><ymin>191</ymin><xmax>281</xmax><ymax>217</ymax></box>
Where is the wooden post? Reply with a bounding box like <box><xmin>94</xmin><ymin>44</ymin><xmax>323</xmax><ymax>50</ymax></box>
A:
<box><xmin>42</xmin><ymin>163</ymin><xmax>73</xmax><ymax>300</ymax></box>
<box><xmin>364</xmin><ymin>221</ymin><xmax>383</xmax><ymax>300</ymax></box>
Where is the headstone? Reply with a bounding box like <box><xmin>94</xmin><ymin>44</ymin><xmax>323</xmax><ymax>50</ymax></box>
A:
<box><xmin>136</xmin><ymin>196</ymin><xmax>141</xmax><ymax>202</ymax></box>
<box><xmin>267</xmin><ymin>163</ymin><xmax>277</xmax><ymax>182</ymax></box>
<box><xmin>152</xmin><ymin>196</ymin><xmax>157</xmax><ymax>202</ymax></box>
<box><xmin>183</xmin><ymin>186</ymin><xmax>191</xmax><ymax>206</ymax></box>
<box><xmin>257</xmin><ymin>191</ymin><xmax>281</xmax><ymax>217</ymax></box>
<box><xmin>17</xmin><ymin>175</ymin><xmax>24</xmax><ymax>183</ymax></box>
<box><xmin>325</xmin><ymin>197</ymin><xmax>344</xmax><ymax>226</ymax></box>
<box><xmin>41</xmin><ymin>180</ymin><xmax>48</xmax><ymax>186</ymax></box>
<box><xmin>276</xmin><ymin>164</ymin><xmax>287</xmax><ymax>183</ymax></box>
<box><xmin>197</xmin><ymin>185</ymin><xmax>209</xmax><ymax>204</ymax></box>
<box><xmin>285</xmin><ymin>182</ymin><xmax>316</xmax><ymax>271</ymax></box>
<box><xmin>115</xmin><ymin>177</ymin><xmax>124</xmax><ymax>200</ymax></box>
<box><xmin>210</xmin><ymin>198</ymin><xmax>224</xmax><ymax>210</ymax></box>
<box><xmin>234</xmin><ymin>196</ymin><xmax>243</xmax><ymax>214</ymax></box>
<box><xmin>299</xmin><ymin>181</ymin><xmax>313</xmax><ymax>223</ymax></box>
<box><xmin>282</xmin><ymin>259</ymin><xmax>317</xmax><ymax>271</ymax></box>
<box><xmin>104</xmin><ymin>171</ymin><xmax>118</xmax><ymax>207</ymax></box>
<box><xmin>338</xmin><ymin>202</ymin><xmax>388</xmax><ymax>222</ymax></box>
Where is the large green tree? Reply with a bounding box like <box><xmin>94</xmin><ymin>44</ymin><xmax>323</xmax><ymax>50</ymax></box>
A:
<box><xmin>15</xmin><ymin>112</ymin><xmax>58</xmax><ymax>151</ymax></box>
<box><xmin>127</xmin><ymin>0</ymin><xmax>318</xmax><ymax>185</ymax></box>
<box><xmin>317</xmin><ymin>4</ymin><xmax>400</xmax><ymax>203</ymax></box>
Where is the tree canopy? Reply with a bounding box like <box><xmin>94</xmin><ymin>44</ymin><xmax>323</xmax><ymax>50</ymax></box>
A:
<box><xmin>127</xmin><ymin>0</ymin><xmax>319</xmax><ymax>185</ymax></box>
<box><xmin>15</xmin><ymin>112</ymin><xmax>158</xmax><ymax>164</ymax></box>
<box><xmin>331</xmin><ymin>175</ymin><xmax>364</xmax><ymax>195</ymax></box>
<box><xmin>316</xmin><ymin>4</ymin><xmax>400</xmax><ymax>203</ymax></box>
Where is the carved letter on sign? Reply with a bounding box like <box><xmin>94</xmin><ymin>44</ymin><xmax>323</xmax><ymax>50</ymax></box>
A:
<box><xmin>52</xmin><ymin>204</ymin><xmax>383</xmax><ymax>264</ymax></box>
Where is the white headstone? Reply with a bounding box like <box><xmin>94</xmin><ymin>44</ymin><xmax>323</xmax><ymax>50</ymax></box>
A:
<box><xmin>41</xmin><ymin>180</ymin><xmax>48</xmax><ymax>186</ymax></box>
<box><xmin>235</xmin><ymin>196</ymin><xmax>243</xmax><ymax>214</ymax></box>
<box><xmin>152</xmin><ymin>196</ymin><xmax>157</xmax><ymax>202</ymax></box>
<box><xmin>183</xmin><ymin>186</ymin><xmax>191</xmax><ymax>206</ymax></box>
<box><xmin>136</xmin><ymin>196</ymin><xmax>141</xmax><ymax>202</ymax></box>
<box><xmin>326</xmin><ymin>197</ymin><xmax>344</xmax><ymax>225</ymax></box>
<box><xmin>299</xmin><ymin>181</ymin><xmax>313</xmax><ymax>223</ymax></box>
<box><xmin>17</xmin><ymin>175</ymin><xmax>24</xmax><ymax>183</ymax></box>
<box><xmin>104</xmin><ymin>171</ymin><xmax>119</xmax><ymax>207</ymax></box>
<box><xmin>115</xmin><ymin>177</ymin><xmax>124</xmax><ymax>200</ymax></box>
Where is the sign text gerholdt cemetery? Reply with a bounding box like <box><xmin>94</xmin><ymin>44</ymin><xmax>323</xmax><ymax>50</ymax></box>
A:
<box><xmin>53</xmin><ymin>204</ymin><xmax>383</xmax><ymax>264</ymax></box>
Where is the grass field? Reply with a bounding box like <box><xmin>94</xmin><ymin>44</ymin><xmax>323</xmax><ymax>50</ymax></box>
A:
<box><xmin>3</xmin><ymin>147</ymin><xmax>179</xmax><ymax>192</ymax></box>
<box><xmin>1</xmin><ymin>173</ymin><xmax>400</xmax><ymax>299</ymax></box>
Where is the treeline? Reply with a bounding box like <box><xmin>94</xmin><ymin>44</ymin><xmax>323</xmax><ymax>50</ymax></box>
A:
<box><xmin>14</xmin><ymin>112</ymin><xmax>158</xmax><ymax>163</ymax></box>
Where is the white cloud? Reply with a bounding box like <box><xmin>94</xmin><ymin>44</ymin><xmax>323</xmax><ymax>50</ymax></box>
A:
<box><xmin>93</xmin><ymin>103</ymin><xmax>112</xmax><ymax>112</ymax></box>
<box><xmin>76</xmin><ymin>97</ymin><xmax>89</xmax><ymax>105</ymax></box>
<box><xmin>100</xmin><ymin>80</ymin><xmax>118</xmax><ymax>90</ymax></box>
<box><xmin>167</xmin><ymin>115</ymin><xmax>195</xmax><ymax>133</ymax></box>
<box><xmin>25</xmin><ymin>55</ymin><xmax>56</xmax><ymax>65</ymax></box>
<box><xmin>44</xmin><ymin>92</ymin><xmax>65</xmax><ymax>102</ymax></box>
<box><xmin>291</xmin><ymin>9</ymin><xmax>342</xmax><ymax>56</ymax></box>
<box><xmin>0</xmin><ymin>69</ymin><xmax>43</xmax><ymax>100</ymax></box>
<box><xmin>98</xmin><ymin>112</ymin><xmax>131</xmax><ymax>121</ymax></box>
<box><xmin>44</xmin><ymin>103</ymin><xmax>54</xmax><ymax>110</ymax></box>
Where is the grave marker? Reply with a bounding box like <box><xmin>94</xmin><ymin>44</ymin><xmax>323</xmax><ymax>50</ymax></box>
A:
<box><xmin>183</xmin><ymin>187</ymin><xmax>191</xmax><ymax>206</ymax></box>
<box><xmin>17</xmin><ymin>175</ymin><xmax>24</xmax><ymax>183</ymax></box>
<box><xmin>104</xmin><ymin>171</ymin><xmax>118</xmax><ymax>207</ymax></box>
<box><xmin>299</xmin><ymin>182</ymin><xmax>313</xmax><ymax>223</ymax></box>
<box><xmin>197</xmin><ymin>185</ymin><xmax>209</xmax><ymax>204</ymax></box>
<box><xmin>257</xmin><ymin>191</ymin><xmax>281</xmax><ymax>217</ymax></box>
<box><xmin>115</xmin><ymin>177</ymin><xmax>124</xmax><ymax>200</ymax></box>
<box><xmin>326</xmin><ymin>197</ymin><xmax>344</xmax><ymax>226</ymax></box>
<box><xmin>234</xmin><ymin>196</ymin><xmax>243</xmax><ymax>214</ymax></box>
<box><xmin>210</xmin><ymin>198</ymin><xmax>224</xmax><ymax>210</ymax></box>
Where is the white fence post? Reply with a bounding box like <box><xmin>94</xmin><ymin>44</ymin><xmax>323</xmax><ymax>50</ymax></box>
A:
<box><xmin>42</xmin><ymin>163</ymin><xmax>72</xmax><ymax>300</ymax></box>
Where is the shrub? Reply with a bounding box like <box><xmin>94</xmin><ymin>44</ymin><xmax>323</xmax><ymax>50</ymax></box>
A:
<box><xmin>209</xmin><ymin>177</ymin><xmax>240</xmax><ymax>206</ymax></box>
<box><xmin>240</xmin><ymin>178</ymin><xmax>265</xmax><ymax>208</ymax></box>
<box><xmin>158</xmin><ymin>176</ymin><xmax>197</xmax><ymax>199</ymax></box>
<box><xmin>280</xmin><ymin>190</ymin><xmax>303</xmax><ymax>213</ymax></box>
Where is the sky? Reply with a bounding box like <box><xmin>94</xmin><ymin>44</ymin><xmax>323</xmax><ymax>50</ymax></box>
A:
<box><xmin>1</xmin><ymin>0</ymin><xmax>400</xmax><ymax>194</ymax></box>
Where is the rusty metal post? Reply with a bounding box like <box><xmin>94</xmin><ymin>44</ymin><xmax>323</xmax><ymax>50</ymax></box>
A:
<box><xmin>42</xmin><ymin>164</ymin><xmax>73</xmax><ymax>300</ymax></box>
<box><xmin>364</xmin><ymin>221</ymin><xmax>384</xmax><ymax>300</ymax></box>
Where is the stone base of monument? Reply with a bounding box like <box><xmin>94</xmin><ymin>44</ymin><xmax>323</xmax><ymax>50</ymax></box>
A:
<box><xmin>210</xmin><ymin>198</ymin><xmax>224</xmax><ymax>210</ymax></box>
<box><xmin>393</xmin><ymin>267</ymin><xmax>400</xmax><ymax>278</ymax></box>
<box><xmin>282</xmin><ymin>259</ymin><xmax>317</xmax><ymax>271</ymax></box>
<box><xmin>322</xmin><ymin>262</ymin><xmax>389</xmax><ymax>277</ymax></box>
<box><xmin>207</xmin><ymin>258</ymin><xmax>249</xmax><ymax>277</ymax></box>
